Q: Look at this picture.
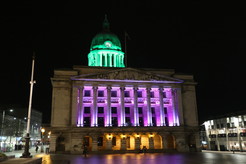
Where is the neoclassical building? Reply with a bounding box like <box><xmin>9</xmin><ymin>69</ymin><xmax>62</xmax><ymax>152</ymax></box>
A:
<box><xmin>49</xmin><ymin>17</ymin><xmax>200</xmax><ymax>153</ymax></box>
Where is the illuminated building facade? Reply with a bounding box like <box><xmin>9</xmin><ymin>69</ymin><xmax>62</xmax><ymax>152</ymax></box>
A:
<box><xmin>203</xmin><ymin>111</ymin><xmax>246</xmax><ymax>151</ymax></box>
<box><xmin>49</xmin><ymin>17</ymin><xmax>200</xmax><ymax>153</ymax></box>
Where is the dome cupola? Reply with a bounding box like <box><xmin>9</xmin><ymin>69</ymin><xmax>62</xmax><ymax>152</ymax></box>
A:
<box><xmin>88</xmin><ymin>16</ymin><xmax>125</xmax><ymax>67</ymax></box>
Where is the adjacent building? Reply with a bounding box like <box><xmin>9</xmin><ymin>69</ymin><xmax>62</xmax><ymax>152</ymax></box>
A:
<box><xmin>49</xmin><ymin>17</ymin><xmax>200</xmax><ymax>153</ymax></box>
<box><xmin>202</xmin><ymin>110</ymin><xmax>246</xmax><ymax>151</ymax></box>
<box><xmin>0</xmin><ymin>106</ymin><xmax>42</xmax><ymax>152</ymax></box>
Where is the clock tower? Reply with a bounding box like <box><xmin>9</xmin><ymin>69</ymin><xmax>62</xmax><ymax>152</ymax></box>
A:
<box><xmin>88</xmin><ymin>16</ymin><xmax>125</xmax><ymax>67</ymax></box>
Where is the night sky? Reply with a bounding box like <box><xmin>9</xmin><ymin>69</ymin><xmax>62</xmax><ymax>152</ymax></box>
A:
<box><xmin>1</xmin><ymin>1</ymin><xmax>246</xmax><ymax>124</ymax></box>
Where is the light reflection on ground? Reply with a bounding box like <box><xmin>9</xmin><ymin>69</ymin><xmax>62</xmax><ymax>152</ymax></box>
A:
<box><xmin>36</xmin><ymin>152</ymin><xmax>246</xmax><ymax>164</ymax></box>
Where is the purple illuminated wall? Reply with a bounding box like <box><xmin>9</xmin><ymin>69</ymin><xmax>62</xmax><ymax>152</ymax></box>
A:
<box><xmin>76</xmin><ymin>86</ymin><xmax>179</xmax><ymax>127</ymax></box>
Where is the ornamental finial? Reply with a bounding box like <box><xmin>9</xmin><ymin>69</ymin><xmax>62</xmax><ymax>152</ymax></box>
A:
<box><xmin>103</xmin><ymin>14</ymin><xmax>110</xmax><ymax>32</ymax></box>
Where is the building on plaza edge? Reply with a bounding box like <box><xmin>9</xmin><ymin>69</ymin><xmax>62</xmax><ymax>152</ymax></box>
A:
<box><xmin>49</xmin><ymin>17</ymin><xmax>200</xmax><ymax>153</ymax></box>
<box><xmin>201</xmin><ymin>110</ymin><xmax>246</xmax><ymax>151</ymax></box>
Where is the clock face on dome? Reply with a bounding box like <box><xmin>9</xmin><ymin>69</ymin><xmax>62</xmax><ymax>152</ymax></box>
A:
<box><xmin>104</xmin><ymin>41</ymin><xmax>112</xmax><ymax>47</ymax></box>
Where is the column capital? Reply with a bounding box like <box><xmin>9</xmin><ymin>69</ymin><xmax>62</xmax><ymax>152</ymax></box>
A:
<box><xmin>92</xmin><ymin>86</ymin><xmax>98</xmax><ymax>90</ymax></box>
<box><xmin>171</xmin><ymin>88</ymin><xmax>176</xmax><ymax>94</ymax></box>
<box><xmin>146</xmin><ymin>87</ymin><xmax>151</xmax><ymax>91</ymax></box>
<box><xmin>120</xmin><ymin>86</ymin><xmax>125</xmax><ymax>91</ymax></box>
<box><xmin>107</xmin><ymin>86</ymin><xmax>112</xmax><ymax>90</ymax></box>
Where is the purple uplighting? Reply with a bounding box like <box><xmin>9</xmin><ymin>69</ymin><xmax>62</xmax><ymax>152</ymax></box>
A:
<box><xmin>76</xmin><ymin>86</ymin><xmax>179</xmax><ymax>127</ymax></box>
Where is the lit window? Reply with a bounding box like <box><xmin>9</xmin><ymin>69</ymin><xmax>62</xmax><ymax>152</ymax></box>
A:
<box><xmin>138</xmin><ymin>107</ymin><xmax>143</xmax><ymax>114</ymax></box>
<box><xmin>137</xmin><ymin>91</ymin><xmax>142</xmax><ymax>97</ymax></box>
<box><xmin>124</xmin><ymin>91</ymin><xmax>130</xmax><ymax>97</ymax></box>
<box><xmin>226</xmin><ymin>117</ymin><xmax>230</xmax><ymax>122</ymax></box>
<box><xmin>98</xmin><ymin>90</ymin><xmax>104</xmax><ymax>97</ymax></box>
<box><xmin>98</xmin><ymin>107</ymin><xmax>104</xmax><ymax>113</ymax></box>
<box><xmin>98</xmin><ymin>117</ymin><xmax>104</xmax><ymax>127</ymax></box>
<box><xmin>84</xmin><ymin>90</ymin><xmax>91</xmax><ymax>97</ymax></box>
<box><xmin>83</xmin><ymin>117</ymin><xmax>90</xmax><ymax>127</ymax></box>
<box><xmin>125</xmin><ymin>107</ymin><xmax>130</xmax><ymax>114</ymax></box>
<box><xmin>84</xmin><ymin>107</ymin><xmax>90</xmax><ymax>113</ymax></box>
<box><xmin>164</xmin><ymin>107</ymin><xmax>168</xmax><ymax>114</ymax></box>
<box><xmin>221</xmin><ymin>123</ymin><xmax>224</xmax><ymax>128</ymax></box>
<box><xmin>151</xmin><ymin>107</ymin><xmax>155</xmax><ymax>114</ymax></box>
<box><xmin>150</xmin><ymin>91</ymin><xmax>154</xmax><ymax>98</ymax></box>
<box><xmin>111</xmin><ymin>91</ymin><xmax>117</xmax><ymax>97</ymax></box>
<box><xmin>111</xmin><ymin>107</ymin><xmax>117</xmax><ymax>114</ymax></box>
<box><xmin>163</xmin><ymin>92</ymin><xmax>166</xmax><ymax>98</ymax></box>
<box><xmin>125</xmin><ymin>117</ymin><xmax>131</xmax><ymax>126</ymax></box>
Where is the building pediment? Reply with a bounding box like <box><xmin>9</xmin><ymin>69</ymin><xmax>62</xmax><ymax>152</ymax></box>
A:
<box><xmin>71</xmin><ymin>68</ymin><xmax>183</xmax><ymax>83</ymax></box>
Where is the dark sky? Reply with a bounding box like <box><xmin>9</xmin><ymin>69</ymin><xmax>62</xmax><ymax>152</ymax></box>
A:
<box><xmin>1</xmin><ymin>1</ymin><xmax>246</xmax><ymax>124</ymax></box>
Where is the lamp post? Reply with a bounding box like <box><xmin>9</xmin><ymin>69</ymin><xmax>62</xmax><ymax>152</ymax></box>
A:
<box><xmin>1</xmin><ymin>109</ymin><xmax>13</xmax><ymax>152</ymax></box>
<box><xmin>21</xmin><ymin>55</ymin><xmax>36</xmax><ymax>158</ymax></box>
<box><xmin>40</xmin><ymin>128</ymin><xmax>45</xmax><ymax>152</ymax></box>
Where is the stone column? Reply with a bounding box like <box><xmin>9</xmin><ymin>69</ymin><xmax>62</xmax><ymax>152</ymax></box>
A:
<box><xmin>115</xmin><ymin>55</ymin><xmax>118</xmax><ymax>67</ymax></box>
<box><xmin>133</xmin><ymin>87</ymin><xmax>139</xmax><ymax>126</ymax></box>
<box><xmin>104</xmin><ymin>53</ymin><xmax>107</xmax><ymax>66</ymax></box>
<box><xmin>161</xmin><ymin>134</ymin><xmax>169</xmax><ymax>150</ymax></box>
<box><xmin>149</xmin><ymin>137</ymin><xmax>154</xmax><ymax>149</ymax></box>
<box><xmin>107</xmin><ymin>86</ymin><xmax>112</xmax><ymax>126</ymax></box>
<box><xmin>120</xmin><ymin>137</ymin><xmax>127</xmax><ymax>150</ymax></box>
<box><xmin>135</xmin><ymin>137</ymin><xmax>141</xmax><ymax>150</ymax></box>
<box><xmin>114</xmin><ymin>54</ymin><xmax>117</xmax><ymax>67</ymax></box>
<box><xmin>171</xmin><ymin>88</ymin><xmax>177</xmax><ymax>126</ymax></box>
<box><xmin>79</xmin><ymin>87</ymin><xmax>84</xmax><ymax>126</ymax></box>
<box><xmin>109</xmin><ymin>54</ymin><xmax>112</xmax><ymax>67</ymax></box>
<box><xmin>176</xmin><ymin>88</ymin><xmax>184</xmax><ymax>126</ymax></box>
<box><xmin>49</xmin><ymin>134</ymin><xmax>57</xmax><ymax>153</ymax></box>
<box><xmin>95</xmin><ymin>54</ymin><xmax>99</xmax><ymax>66</ymax></box>
<box><xmin>175</xmin><ymin>133</ymin><xmax>189</xmax><ymax>152</ymax></box>
<box><xmin>93</xmin><ymin>86</ymin><xmax>98</xmax><ymax>127</ymax></box>
<box><xmin>159</xmin><ymin>87</ymin><xmax>164</xmax><ymax>126</ymax></box>
<box><xmin>120</xmin><ymin>55</ymin><xmax>124</xmax><ymax>66</ymax></box>
<box><xmin>106</xmin><ymin>138</ymin><xmax>113</xmax><ymax>150</ymax></box>
<box><xmin>99</xmin><ymin>53</ymin><xmax>102</xmax><ymax>66</ymax></box>
<box><xmin>146</xmin><ymin>87</ymin><xmax>152</xmax><ymax>126</ymax></box>
<box><xmin>91</xmin><ymin>134</ymin><xmax>98</xmax><ymax>151</ymax></box>
<box><xmin>195</xmin><ymin>132</ymin><xmax>201</xmax><ymax>152</ymax></box>
<box><xmin>71</xmin><ymin>86</ymin><xmax>79</xmax><ymax>126</ymax></box>
<box><xmin>120</xmin><ymin>86</ymin><xmax>125</xmax><ymax>126</ymax></box>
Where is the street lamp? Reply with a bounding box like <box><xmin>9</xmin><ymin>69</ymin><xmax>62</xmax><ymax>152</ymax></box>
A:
<box><xmin>40</xmin><ymin>128</ymin><xmax>45</xmax><ymax>152</ymax></box>
<box><xmin>1</xmin><ymin>109</ymin><xmax>14</xmax><ymax>152</ymax></box>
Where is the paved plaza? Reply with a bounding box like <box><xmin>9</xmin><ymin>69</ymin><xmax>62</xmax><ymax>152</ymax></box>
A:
<box><xmin>3</xmin><ymin>148</ymin><xmax>246</xmax><ymax>164</ymax></box>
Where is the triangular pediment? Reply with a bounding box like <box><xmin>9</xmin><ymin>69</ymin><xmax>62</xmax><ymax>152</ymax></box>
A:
<box><xmin>72</xmin><ymin>68</ymin><xmax>183</xmax><ymax>83</ymax></box>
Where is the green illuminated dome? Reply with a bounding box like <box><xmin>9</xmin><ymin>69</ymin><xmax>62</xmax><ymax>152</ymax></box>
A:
<box><xmin>88</xmin><ymin>16</ymin><xmax>125</xmax><ymax>67</ymax></box>
<box><xmin>90</xmin><ymin>32</ymin><xmax>122</xmax><ymax>51</ymax></box>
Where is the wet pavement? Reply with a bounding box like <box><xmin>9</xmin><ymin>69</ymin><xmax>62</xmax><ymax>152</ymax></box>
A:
<box><xmin>38</xmin><ymin>152</ymin><xmax>245</xmax><ymax>164</ymax></box>
<box><xmin>3</xmin><ymin>148</ymin><xmax>246</xmax><ymax>164</ymax></box>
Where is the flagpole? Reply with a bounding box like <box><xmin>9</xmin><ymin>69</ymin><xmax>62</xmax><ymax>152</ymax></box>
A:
<box><xmin>21</xmin><ymin>54</ymin><xmax>36</xmax><ymax>158</ymax></box>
